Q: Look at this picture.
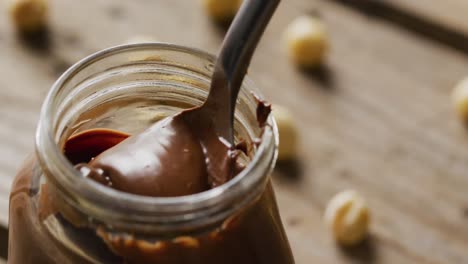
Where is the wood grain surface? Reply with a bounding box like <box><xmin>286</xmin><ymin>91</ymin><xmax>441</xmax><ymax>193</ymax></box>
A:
<box><xmin>383</xmin><ymin>0</ymin><xmax>468</xmax><ymax>36</ymax></box>
<box><xmin>1</xmin><ymin>0</ymin><xmax>468</xmax><ymax>263</ymax></box>
<box><xmin>335</xmin><ymin>0</ymin><xmax>468</xmax><ymax>54</ymax></box>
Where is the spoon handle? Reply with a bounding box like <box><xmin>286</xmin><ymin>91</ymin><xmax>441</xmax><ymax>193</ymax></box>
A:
<box><xmin>205</xmin><ymin>0</ymin><xmax>281</xmax><ymax>143</ymax></box>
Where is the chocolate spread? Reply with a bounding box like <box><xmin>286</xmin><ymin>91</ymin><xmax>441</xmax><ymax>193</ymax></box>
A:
<box><xmin>69</xmin><ymin>95</ymin><xmax>272</xmax><ymax>197</ymax></box>
<box><xmin>71</xmin><ymin>115</ymin><xmax>243</xmax><ymax>196</ymax></box>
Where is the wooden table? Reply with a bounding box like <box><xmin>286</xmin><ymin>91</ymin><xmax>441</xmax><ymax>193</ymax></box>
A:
<box><xmin>1</xmin><ymin>0</ymin><xmax>468</xmax><ymax>263</ymax></box>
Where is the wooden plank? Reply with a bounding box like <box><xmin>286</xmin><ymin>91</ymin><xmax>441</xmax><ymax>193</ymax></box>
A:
<box><xmin>334</xmin><ymin>0</ymin><xmax>468</xmax><ymax>54</ymax></box>
<box><xmin>383</xmin><ymin>0</ymin><xmax>468</xmax><ymax>36</ymax></box>
<box><xmin>0</xmin><ymin>0</ymin><xmax>468</xmax><ymax>263</ymax></box>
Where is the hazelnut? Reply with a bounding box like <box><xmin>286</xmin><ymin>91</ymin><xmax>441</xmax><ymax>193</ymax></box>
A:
<box><xmin>324</xmin><ymin>190</ymin><xmax>370</xmax><ymax>246</ymax></box>
<box><xmin>173</xmin><ymin>236</ymin><xmax>200</xmax><ymax>248</ymax></box>
<box><xmin>126</xmin><ymin>35</ymin><xmax>158</xmax><ymax>44</ymax></box>
<box><xmin>452</xmin><ymin>77</ymin><xmax>468</xmax><ymax>122</ymax></box>
<box><xmin>273</xmin><ymin>105</ymin><xmax>297</xmax><ymax>161</ymax></box>
<box><xmin>284</xmin><ymin>15</ymin><xmax>328</xmax><ymax>68</ymax></box>
<box><xmin>9</xmin><ymin>0</ymin><xmax>48</xmax><ymax>32</ymax></box>
<box><xmin>202</xmin><ymin>0</ymin><xmax>243</xmax><ymax>22</ymax></box>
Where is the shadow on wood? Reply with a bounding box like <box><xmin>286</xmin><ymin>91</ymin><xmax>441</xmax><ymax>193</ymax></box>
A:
<box><xmin>0</xmin><ymin>225</ymin><xmax>7</xmax><ymax>260</ymax></box>
<box><xmin>209</xmin><ymin>19</ymin><xmax>232</xmax><ymax>39</ymax></box>
<box><xmin>463</xmin><ymin>207</ymin><xmax>468</xmax><ymax>218</ymax></box>
<box><xmin>334</xmin><ymin>0</ymin><xmax>468</xmax><ymax>54</ymax></box>
<box><xmin>18</xmin><ymin>27</ymin><xmax>52</xmax><ymax>54</ymax></box>
<box><xmin>275</xmin><ymin>159</ymin><xmax>304</xmax><ymax>182</ymax></box>
<box><xmin>339</xmin><ymin>234</ymin><xmax>378</xmax><ymax>264</ymax></box>
<box><xmin>299</xmin><ymin>63</ymin><xmax>336</xmax><ymax>90</ymax></box>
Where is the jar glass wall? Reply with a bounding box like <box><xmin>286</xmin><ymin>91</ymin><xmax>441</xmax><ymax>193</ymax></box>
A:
<box><xmin>8</xmin><ymin>44</ymin><xmax>294</xmax><ymax>264</ymax></box>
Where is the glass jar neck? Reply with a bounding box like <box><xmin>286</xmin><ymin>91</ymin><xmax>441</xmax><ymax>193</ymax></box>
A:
<box><xmin>35</xmin><ymin>44</ymin><xmax>278</xmax><ymax>233</ymax></box>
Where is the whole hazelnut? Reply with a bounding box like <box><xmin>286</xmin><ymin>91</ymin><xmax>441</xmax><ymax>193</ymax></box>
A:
<box><xmin>273</xmin><ymin>105</ymin><xmax>298</xmax><ymax>161</ymax></box>
<box><xmin>324</xmin><ymin>190</ymin><xmax>370</xmax><ymax>246</ymax></box>
<box><xmin>202</xmin><ymin>0</ymin><xmax>243</xmax><ymax>23</ymax></box>
<box><xmin>284</xmin><ymin>15</ymin><xmax>328</xmax><ymax>68</ymax></box>
<box><xmin>10</xmin><ymin>0</ymin><xmax>48</xmax><ymax>32</ymax></box>
<box><xmin>452</xmin><ymin>77</ymin><xmax>468</xmax><ymax>122</ymax></box>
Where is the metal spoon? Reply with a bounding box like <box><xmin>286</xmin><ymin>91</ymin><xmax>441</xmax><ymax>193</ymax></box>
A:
<box><xmin>197</xmin><ymin>0</ymin><xmax>281</xmax><ymax>144</ymax></box>
<box><xmin>85</xmin><ymin>0</ymin><xmax>281</xmax><ymax>196</ymax></box>
<box><xmin>200</xmin><ymin>0</ymin><xmax>280</xmax><ymax>143</ymax></box>
<box><xmin>177</xmin><ymin>0</ymin><xmax>281</xmax><ymax>188</ymax></box>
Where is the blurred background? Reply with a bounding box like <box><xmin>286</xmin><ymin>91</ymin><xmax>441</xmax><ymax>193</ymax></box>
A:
<box><xmin>1</xmin><ymin>0</ymin><xmax>468</xmax><ymax>263</ymax></box>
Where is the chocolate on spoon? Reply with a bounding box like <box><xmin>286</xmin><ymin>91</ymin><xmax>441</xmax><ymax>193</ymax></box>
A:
<box><xmin>75</xmin><ymin>0</ymin><xmax>280</xmax><ymax>197</ymax></box>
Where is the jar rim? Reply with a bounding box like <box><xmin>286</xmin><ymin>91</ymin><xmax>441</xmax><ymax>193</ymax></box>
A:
<box><xmin>35</xmin><ymin>43</ymin><xmax>278</xmax><ymax>224</ymax></box>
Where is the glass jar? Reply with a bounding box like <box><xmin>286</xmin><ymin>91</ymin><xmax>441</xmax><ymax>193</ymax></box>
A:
<box><xmin>8</xmin><ymin>43</ymin><xmax>294</xmax><ymax>264</ymax></box>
